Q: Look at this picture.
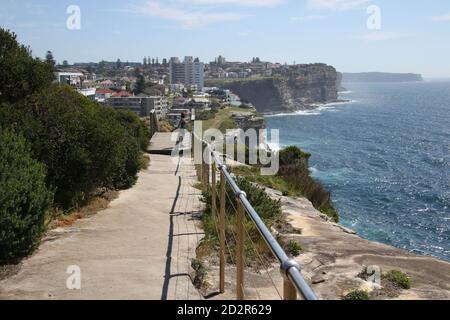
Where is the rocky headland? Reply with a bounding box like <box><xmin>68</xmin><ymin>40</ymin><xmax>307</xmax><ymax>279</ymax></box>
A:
<box><xmin>206</xmin><ymin>63</ymin><xmax>344</xmax><ymax>114</ymax></box>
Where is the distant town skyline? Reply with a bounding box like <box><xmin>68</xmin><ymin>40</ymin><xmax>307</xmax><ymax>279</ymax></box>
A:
<box><xmin>2</xmin><ymin>0</ymin><xmax>450</xmax><ymax>78</ymax></box>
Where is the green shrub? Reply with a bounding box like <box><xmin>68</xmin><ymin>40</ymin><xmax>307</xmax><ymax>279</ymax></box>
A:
<box><xmin>344</xmin><ymin>290</ymin><xmax>371</xmax><ymax>300</ymax></box>
<box><xmin>0</xmin><ymin>129</ymin><xmax>53</xmax><ymax>261</ymax></box>
<box><xmin>287</xmin><ymin>240</ymin><xmax>302</xmax><ymax>257</ymax></box>
<box><xmin>279</xmin><ymin>146</ymin><xmax>311</xmax><ymax>167</ymax></box>
<box><xmin>0</xmin><ymin>28</ymin><xmax>53</xmax><ymax>104</ymax></box>
<box><xmin>0</xmin><ymin>86</ymin><xmax>148</xmax><ymax>209</ymax></box>
<box><xmin>278</xmin><ymin>146</ymin><xmax>339</xmax><ymax>222</ymax></box>
<box><xmin>111</xmin><ymin>110</ymin><xmax>150</xmax><ymax>151</ymax></box>
<box><xmin>384</xmin><ymin>270</ymin><xmax>411</xmax><ymax>289</ymax></box>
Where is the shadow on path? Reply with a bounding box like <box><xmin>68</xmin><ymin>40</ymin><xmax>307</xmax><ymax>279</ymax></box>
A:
<box><xmin>160</xmin><ymin>176</ymin><xmax>182</xmax><ymax>300</ymax></box>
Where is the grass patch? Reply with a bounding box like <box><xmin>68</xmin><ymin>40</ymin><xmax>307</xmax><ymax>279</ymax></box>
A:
<box><xmin>201</xmin><ymin>106</ymin><xmax>256</xmax><ymax>133</ymax></box>
<box><xmin>286</xmin><ymin>240</ymin><xmax>302</xmax><ymax>257</ymax></box>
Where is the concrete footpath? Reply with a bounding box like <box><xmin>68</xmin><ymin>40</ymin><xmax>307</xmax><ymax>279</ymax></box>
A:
<box><xmin>0</xmin><ymin>133</ymin><xmax>204</xmax><ymax>300</ymax></box>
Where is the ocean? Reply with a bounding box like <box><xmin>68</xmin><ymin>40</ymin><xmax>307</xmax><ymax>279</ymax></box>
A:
<box><xmin>265</xmin><ymin>81</ymin><xmax>450</xmax><ymax>262</ymax></box>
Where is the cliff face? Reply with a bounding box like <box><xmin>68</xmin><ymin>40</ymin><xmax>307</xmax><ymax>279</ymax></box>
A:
<box><xmin>207</xmin><ymin>64</ymin><xmax>340</xmax><ymax>114</ymax></box>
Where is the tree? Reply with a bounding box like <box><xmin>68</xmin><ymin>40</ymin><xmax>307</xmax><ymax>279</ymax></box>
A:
<box><xmin>116</xmin><ymin>58</ymin><xmax>122</xmax><ymax>69</ymax></box>
<box><xmin>134</xmin><ymin>74</ymin><xmax>145</xmax><ymax>95</ymax></box>
<box><xmin>0</xmin><ymin>128</ymin><xmax>53</xmax><ymax>261</ymax></box>
<box><xmin>45</xmin><ymin>50</ymin><xmax>56</xmax><ymax>68</ymax></box>
<box><xmin>62</xmin><ymin>60</ymin><xmax>69</xmax><ymax>66</ymax></box>
<box><xmin>0</xmin><ymin>28</ymin><xmax>54</xmax><ymax>104</ymax></box>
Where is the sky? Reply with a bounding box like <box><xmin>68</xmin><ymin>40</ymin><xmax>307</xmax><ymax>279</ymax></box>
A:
<box><xmin>1</xmin><ymin>0</ymin><xmax>450</xmax><ymax>77</ymax></box>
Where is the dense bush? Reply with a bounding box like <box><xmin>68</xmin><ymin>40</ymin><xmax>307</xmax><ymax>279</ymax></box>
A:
<box><xmin>111</xmin><ymin>109</ymin><xmax>150</xmax><ymax>151</ymax></box>
<box><xmin>0</xmin><ymin>28</ymin><xmax>53</xmax><ymax>104</ymax></box>
<box><xmin>277</xmin><ymin>146</ymin><xmax>339</xmax><ymax>222</ymax></box>
<box><xmin>279</xmin><ymin>146</ymin><xmax>311</xmax><ymax>167</ymax></box>
<box><xmin>0</xmin><ymin>28</ymin><xmax>151</xmax><ymax>261</ymax></box>
<box><xmin>0</xmin><ymin>129</ymin><xmax>53</xmax><ymax>262</ymax></box>
<box><xmin>1</xmin><ymin>86</ymin><xmax>149</xmax><ymax>209</ymax></box>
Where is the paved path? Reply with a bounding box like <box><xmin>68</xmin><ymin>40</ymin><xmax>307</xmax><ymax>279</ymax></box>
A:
<box><xmin>0</xmin><ymin>133</ymin><xmax>204</xmax><ymax>300</ymax></box>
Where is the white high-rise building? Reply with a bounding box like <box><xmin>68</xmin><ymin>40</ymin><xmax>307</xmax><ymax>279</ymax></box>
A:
<box><xmin>169</xmin><ymin>56</ymin><xmax>204</xmax><ymax>90</ymax></box>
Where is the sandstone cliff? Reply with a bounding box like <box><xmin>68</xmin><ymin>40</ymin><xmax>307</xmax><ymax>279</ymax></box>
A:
<box><xmin>206</xmin><ymin>64</ymin><xmax>341</xmax><ymax>114</ymax></box>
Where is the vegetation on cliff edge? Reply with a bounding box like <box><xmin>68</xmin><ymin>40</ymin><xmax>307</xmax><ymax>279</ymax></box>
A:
<box><xmin>0</xmin><ymin>28</ymin><xmax>150</xmax><ymax>263</ymax></box>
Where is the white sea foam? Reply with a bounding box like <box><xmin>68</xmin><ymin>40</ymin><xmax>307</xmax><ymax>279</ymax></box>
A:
<box><xmin>265</xmin><ymin>100</ymin><xmax>355</xmax><ymax>118</ymax></box>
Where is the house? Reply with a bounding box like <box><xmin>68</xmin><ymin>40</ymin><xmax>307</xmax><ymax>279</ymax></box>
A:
<box><xmin>95</xmin><ymin>89</ymin><xmax>114</xmax><ymax>103</ymax></box>
<box><xmin>98</xmin><ymin>79</ymin><xmax>115</xmax><ymax>89</ymax></box>
<box><xmin>189</xmin><ymin>97</ymin><xmax>210</xmax><ymax>110</ymax></box>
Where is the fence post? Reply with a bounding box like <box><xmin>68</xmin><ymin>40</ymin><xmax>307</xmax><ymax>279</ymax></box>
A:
<box><xmin>201</xmin><ymin>143</ymin><xmax>206</xmax><ymax>191</ymax></box>
<box><xmin>211</xmin><ymin>162</ymin><xmax>217</xmax><ymax>231</ymax></box>
<box><xmin>236</xmin><ymin>200</ymin><xmax>245</xmax><ymax>300</ymax></box>
<box><xmin>283</xmin><ymin>279</ymin><xmax>297</xmax><ymax>300</ymax></box>
<box><xmin>219</xmin><ymin>170</ymin><xmax>226</xmax><ymax>293</ymax></box>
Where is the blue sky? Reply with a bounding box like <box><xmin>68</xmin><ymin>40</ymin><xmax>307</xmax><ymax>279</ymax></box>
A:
<box><xmin>1</xmin><ymin>0</ymin><xmax>450</xmax><ymax>77</ymax></box>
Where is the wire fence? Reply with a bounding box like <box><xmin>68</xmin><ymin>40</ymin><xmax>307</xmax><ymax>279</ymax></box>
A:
<box><xmin>192</xmin><ymin>131</ymin><xmax>318</xmax><ymax>301</ymax></box>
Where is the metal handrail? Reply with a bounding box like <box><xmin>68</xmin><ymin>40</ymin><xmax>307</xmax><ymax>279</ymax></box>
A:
<box><xmin>193</xmin><ymin>132</ymin><xmax>318</xmax><ymax>300</ymax></box>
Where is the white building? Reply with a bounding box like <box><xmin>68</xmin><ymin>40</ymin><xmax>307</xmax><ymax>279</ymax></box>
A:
<box><xmin>107</xmin><ymin>95</ymin><xmax>168</xmax><ymax>118</ymax></box>
<box><xmin>55</xmin><ymin>71</ymin><xmax>84</xmax><ymax>86</ymax></box>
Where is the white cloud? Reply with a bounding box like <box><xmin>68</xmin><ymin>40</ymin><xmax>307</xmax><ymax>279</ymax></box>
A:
<box><xmin>307</xmin><ymin>0</ymin><xmax>371</xmax><ymax>11</ymax></box>
<box><xmin>357</xmin><ymin>32</ymin><xmax>411</xmax><ymax>41</ymax></box>
<box><xmin>430</xmin><ymin>13</ymin><xmax>450</xmax><ymax>22</ymax></box>
<box><xmin>132</xmin><ymin>1</ymin><xmax>248</xmax><ymax>28</ymax></box>
<box><xmin>290</xmin><ymin>15</ymin><xmax>327</xmax><ymax>23</ymax></box>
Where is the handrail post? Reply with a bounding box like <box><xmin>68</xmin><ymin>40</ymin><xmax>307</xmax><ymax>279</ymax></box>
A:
<box><xmin>201</xmin><ymin>143</ymin><xmax>206</xmax><ymax>191</ymax></box>
<box><xmin>281</xmin><ymin>259</ymin><xmax>301</xmax><ymax>300</ymax></box>
<box><xmin>211</xmin><ymin>162</ymin><xmax>217</xmax><ymax>234</ymax></box>
<box><xmin>236</xmin><ymin>199</ymin><xmax>245</xmax><ymax>300</ymax></box>
<box><xmin>283</xmin><ymin>279</ymin><xmax>297</xmax><ymax>300</ymax></box>
<box><xmin>219</xmin><ymin>170</ymin><xmax>226</xmax><ymax>293</ymax></box>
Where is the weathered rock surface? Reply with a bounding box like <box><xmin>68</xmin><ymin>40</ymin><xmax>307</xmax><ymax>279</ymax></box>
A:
<box><xmin>263</xmin><ymin>188</ymin><xmax>450</xmax><ymax>300</ymax></box>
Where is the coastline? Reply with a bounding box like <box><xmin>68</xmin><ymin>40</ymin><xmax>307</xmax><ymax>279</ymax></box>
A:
<box><xmin>201</xmin><ymin>96</ymin><xmax>450</xmax><ymax>299</ymax></box>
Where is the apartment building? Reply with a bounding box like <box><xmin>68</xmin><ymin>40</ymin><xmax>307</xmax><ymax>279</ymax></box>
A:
<box><xmin>107</xmin><ymin>95</ymin><xmax>168</xmax><ymax>118</ymax></box>
<box><xmin>169</xmin><ymin>56</ymin><xmax>204</xmax><ymax>90</ymax></box>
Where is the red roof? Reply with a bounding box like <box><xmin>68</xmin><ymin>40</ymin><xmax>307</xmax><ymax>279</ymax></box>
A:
<box><xmin>112</xmin><ymin>91</ymin><xmax>134</xmax><ymax>97</ymax></box>
<box><xmin>96</xmin><ymin>89</ymin><xmax>114</xmax><ymax>94</ymax></box>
